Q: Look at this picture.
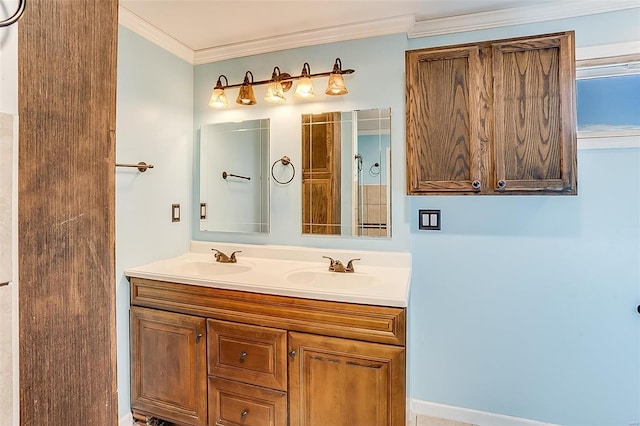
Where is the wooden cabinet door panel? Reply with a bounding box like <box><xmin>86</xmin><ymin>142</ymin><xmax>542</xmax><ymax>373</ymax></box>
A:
<box><xmin>406</xmin><ymin>46</ymin><xmax>489</xmax><ymax>194</ymax></box>
<box><xmin>493</xmin><ymin>32</ymin><xmax>576</xmax><ymax>193</ymax></box>
<box><xmin>288</xmin><ymin>332</ymin><xmax>405</xmax><ymax>426</ymax></box>
<box><xmin>131</xmin><ymin>306</ymin><xmax>207</xmax><ymax>426</ymax></box>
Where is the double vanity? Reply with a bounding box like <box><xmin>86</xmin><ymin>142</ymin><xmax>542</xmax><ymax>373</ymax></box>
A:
<box><xmin>126</xmin><ymin>241</ymin><xmax>410</xmax><ymax>426</ymax></box>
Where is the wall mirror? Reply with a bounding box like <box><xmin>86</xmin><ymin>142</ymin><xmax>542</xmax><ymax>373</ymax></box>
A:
<box><xmin>199</xmin><ymin>119</ymin><xmax>269</xmax><ymax>233</ymax></box>
<box><xmin>301</xmin><ymin>108</ymin><xmax>391</xmax><ymax>237</ymax></box>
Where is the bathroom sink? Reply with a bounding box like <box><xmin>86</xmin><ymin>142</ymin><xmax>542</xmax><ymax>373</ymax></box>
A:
<box><xmin>285</xmin><ymin>269</ymin><xmax>381</xmax><ymax>288</ymax></box>
<box><xmin>173</xmin><ymin>261</ymin><xmax>252</xmax><ymax>276</ymax></box>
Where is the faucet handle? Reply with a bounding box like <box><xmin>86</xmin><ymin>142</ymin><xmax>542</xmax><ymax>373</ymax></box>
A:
<box><xmin>345</xmin><ymin>258</ymin><xmax>361</xmax><ymax>272</ymax></box>
<box><xmin>212</xmin><ymin>248</ymin><xmax>228</xmax><ymax>262</ymax></box>
<box><xmin>322</xmin><ymin>256</ymin><xmax>335</xmax><ymax>271</ymax></box>
<box><xmin>229</xmin><ymin>251</ymin><xmax>242</xmax><ymax>263</ymax></box>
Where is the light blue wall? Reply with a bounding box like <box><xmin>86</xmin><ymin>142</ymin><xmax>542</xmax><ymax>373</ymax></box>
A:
<box><xmin>116</xmin><ymin>7</ymin><xmax>640</xmax><ymax>425</ymax></box>
<box><xmin>115</xmin><ymin>27</ymin><xmax>194</xmax><ymax>419</ymax></box>
<box><xmin>407</xmin><ymin>9</ymin><xmax>640</xmax><ymax>426</ymax></box>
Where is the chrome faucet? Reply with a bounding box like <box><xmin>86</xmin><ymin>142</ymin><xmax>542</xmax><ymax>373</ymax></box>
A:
<box><xmin>212</xmin><ymin>249</ymin><xmax>241</xmax><ymax>263</ymax></box>
<box><xmin>322</xmin><ymin>256</ymin><xmax>361</xmax><ymax>273</ymax></box>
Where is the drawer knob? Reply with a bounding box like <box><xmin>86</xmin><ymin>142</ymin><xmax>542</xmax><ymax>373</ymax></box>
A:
<box><xmin>239</xmin><ymin>351</ymin><xmax>247</xmax><ymax>362</ymax></box>
<box><xmin>241</xmin><ymin>409</ymin><xmax>249</xmax><ymax>418</ymax></box>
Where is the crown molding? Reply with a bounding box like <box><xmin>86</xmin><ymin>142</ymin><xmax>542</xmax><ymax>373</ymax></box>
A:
<box><xmin>409</xmin><ymin>2</ymin><xmax>640</xmax><ymax>38</ymax></box>
<box><xmin>119</xmin><ymin>3</ymin><xmax>639</xmax><ymax>66</ymax></box>
<box><xmin>192</xmin><ymin>15</ymin><xmax>413</xmax><ymax>65</ymax></box>
<box><xmin>118</xmin><ymin>6</ymin><xmax>194</xmax><ymax>64</ymax></box>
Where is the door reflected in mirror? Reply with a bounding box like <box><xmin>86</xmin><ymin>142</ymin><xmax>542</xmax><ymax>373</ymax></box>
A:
<box><xmin>199</xmin><ymin>119</ymin><xmax>269</xmax><ymax>234</ymax></box>
<box><xmin>301</xmin><ymin>108</ymin><xmax>391</xmax><ymax>238</ymax></box>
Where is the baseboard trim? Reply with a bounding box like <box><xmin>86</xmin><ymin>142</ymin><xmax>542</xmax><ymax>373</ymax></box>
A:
<box><xmin>411</xmin><ymin>399</ymin><xmax>559</xmax><ymax>426</ymax></box>
<box><xmin>119</xmin><ymin>412</ymin><xmax>134</xmax><ymax>426</ymax></box>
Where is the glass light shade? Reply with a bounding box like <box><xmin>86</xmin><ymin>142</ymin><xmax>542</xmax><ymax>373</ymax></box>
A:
<box><xmin>209</xmin><ymin>88</ymin><xmax>228</xmax><ymax>108</ymax></box>
<box><xmin>325</xmin><ymin>73</ymin><xmax>348</xmax><ymax>96</ymax></box>
<box><xmin>264</xmin><ymin>81</ymin><xmax>286</xmax><ymax>103</ymax></box>
<box><xmin>236</xmin><ymin>84</ymin><xmax>257</xmax><ymax>105</ymax></box>
<box><xmin>294</xmin><ymin>76</ymin><xmax>315</xmax><ymax>98</ymax></box>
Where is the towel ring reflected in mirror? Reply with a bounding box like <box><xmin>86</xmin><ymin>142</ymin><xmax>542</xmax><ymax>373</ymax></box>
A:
<box><xmin>271</xmin><ymin>156</ymin><xmax>295</xmax><ymax>185</ymax></box>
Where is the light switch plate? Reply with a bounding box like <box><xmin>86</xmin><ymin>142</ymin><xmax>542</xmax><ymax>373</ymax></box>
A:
<box><xmin>418</xmin><ymin>209</ymin><xmax>440</xmax><ymax>230</ymax></box>
<box><xmin>172</xmin><ymin>204</ymin><xmax>180</xmax><ymax>222</ymax></box>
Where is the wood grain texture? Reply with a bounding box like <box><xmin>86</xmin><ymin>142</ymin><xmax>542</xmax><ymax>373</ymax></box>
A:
<box><xmin>131</xmin><ymin>307</ymin><xmax>208</xmax><ymax>426</ymax></box>
<box><xmin>301</xmin><ymin>112</ymin><xmax>341</xmax><ymax>234</ymax></box>
<box><xmin>493</xmin><ymin>33</ymin><xmax>576</xmax><ymax>193</ymax></box>
<box><xmin>406</xmin><ymin>47</ymin><xmax>487</xmax><ymax>193</ymax></box>
<box><xmin>207</xmin><ymin>319</ymin><xmax>288</xmax><ymax>391</ymax></box>
<box><xmin>288</xmin><ymin>331</ymin><xmax>405</xmax><ymax>426</ymax></box>
<box><xmin>18</xmin><ymin>1</ymin><xmax>118</xmax><ymax>424</ymax></box>
<box><xmin>406</xmin><ymin>32</ymin><xmax>576</xmax><ymax>195</ymax></box>
<box><xmin>131</xmin><ymin>278</ymin><xmax>406</xmax><ymax>346</ymax></box>
<box><xmin>208</xmin><ymin>377</ymin><xmax>287</xmax><ymax>426</ymax></box>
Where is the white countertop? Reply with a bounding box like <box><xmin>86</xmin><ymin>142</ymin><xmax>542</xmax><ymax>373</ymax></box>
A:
<box><xmin>125</xmin><ymin>241</ymin><xmax>411</xmax><ymax>307</ymax></box>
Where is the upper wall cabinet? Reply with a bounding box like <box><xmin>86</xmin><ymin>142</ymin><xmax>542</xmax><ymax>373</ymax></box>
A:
<box><xmin>406</xmin><ymin>31</ymin><xmax>577</xmax><ymax>195</ymax></box>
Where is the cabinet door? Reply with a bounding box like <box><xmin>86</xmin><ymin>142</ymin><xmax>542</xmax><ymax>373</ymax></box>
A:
<box><xmin>406</xmin><ymin>46</ymin><xmax>491</xmax><ymax>194</ymax></box>
<box><xmin>131</xmin><ymin>306</ymin><xmax>207</xmax><ymax>426</ymax></box>
<box><xmin>288</xmin><ymin>332</ymin><xmax>405</xmax><ymax>426</ymax></box>
<box><xmin>493</xmin><ymin>32</ymin><xmax>577</xmax><ymax>193</ymax></box>
<box><xmin>302</xmin><ymin>112</ymin><xmax>341</xmax><ymax>234</ymax></box>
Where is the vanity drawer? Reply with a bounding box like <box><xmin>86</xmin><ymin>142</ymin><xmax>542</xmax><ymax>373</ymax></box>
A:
<box><xmin>208</xmin><ymin>377</ymin><xmax>287</xmax><ymax>426</ymax></box>
<box><xmin>207</xmin><ymin>319</ymin><xmax>287</xmax><ymax>391</ymax></box>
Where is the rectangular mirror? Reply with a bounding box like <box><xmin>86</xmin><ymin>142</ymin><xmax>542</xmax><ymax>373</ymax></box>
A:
<box><xmin>301</xmin><ymin>108</ymin><xmax>391</xmax><ymax>237</ymax></box>
<box><xmin>199</xmin><ymin>119</ymin><xmax>269</xmax><ymax>233</ymax></box>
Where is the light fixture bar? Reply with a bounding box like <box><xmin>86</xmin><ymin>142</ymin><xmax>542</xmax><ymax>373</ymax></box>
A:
<box><xmin>219</xmin><ymin>63</ymin><xmax>355</xmax><ymax>89</ymax></box>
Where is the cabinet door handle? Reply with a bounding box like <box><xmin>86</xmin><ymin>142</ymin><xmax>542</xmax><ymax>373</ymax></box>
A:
<box><xmin>240</xmin><ymin>409</ymin><xmax>249</xmax><ymax>418</ymax></box>
<box><xmin>239</xmin><ymin>351</ymin><xmax>247</xmax><ymax>362</ymax></box>
<box><xmin>472</xmin><ymin>180</ymin><xmax>481</xmax><ymax>191</ymax></box>
<box><xmin>195</xmin><ymin>333</ymin><xmax>203</xmax><ymax>343</ymax></box>
<box><xmin>289</xmin><ymin>350</ymin><xmax>296</xmax><ymax>358</ymax></box>
<box><xmin>497</xmin><ymin>180</ymin><xmax>507</xmax><ymax>190</ymax></box>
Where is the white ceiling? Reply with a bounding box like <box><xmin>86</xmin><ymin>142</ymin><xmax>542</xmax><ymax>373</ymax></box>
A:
<box><xmin>118</xmin><ymin>0</ymin><xmax>639</xmax><ymax>64</ymax></box>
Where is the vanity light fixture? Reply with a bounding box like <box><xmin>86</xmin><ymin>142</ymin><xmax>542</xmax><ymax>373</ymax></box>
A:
<box><xmin>294</xmin><ymin>62</ymin><xmax>315</xmax><ymax>98</ymax></box>
<box><xmin>208</xmin><ymin>58</ymin><xmax>354</xmax><ymax>107</ymax></box>
<box><xmin>236</xmin><ymin>71</ymin><xmax>257</xmax><ymax>105</ymax></box>
<box><xmin>326</xmin><ymin>58</ymin><xmax>348</xmax><ymax>95</ymax></box>
<box><xmin>264</xmin><ymin>67</ymin><xmax>287</xmax><ymax>103</ymax></box>
<box><xmin>209</xmin><ymin>75</ymin><xmax>229</xmax><ymax>108</ymax></box>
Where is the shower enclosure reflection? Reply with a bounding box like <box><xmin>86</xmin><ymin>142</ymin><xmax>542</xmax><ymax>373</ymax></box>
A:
<box><xmin>199</xmin><ymin>119</ymin><xmax>270</xmax><ymax>233</ymax></box>
<box><xmin>301</xmin><ymin>108</ymin><xmax>391</xmax><ymax>237</ymax></box>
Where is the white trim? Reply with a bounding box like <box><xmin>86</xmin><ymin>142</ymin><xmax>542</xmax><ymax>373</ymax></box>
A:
<box><xmin>411</xmin><ymin>399</ymin><xmax>560</xmax><ymax>426</ymax></box>
<box><xmin>118</xmin><ymin>412</ymin><xmax>134</xmax><ymax>426</ymax></box>
<box><xmin>118</xmin><ymin>6</ymin><xmax>194</xmax><ymax>64</ymax></box>
<box><xmin>192</xmin><ymin>15</ymin><xmax>413</xmax><ymax>65</ymax></box>
<box><xmin>409</xmin><ymin>2</ymin><xmax>639</xmax><ymax>39</ymax></box>
<box><xmin>576</xmin><ymin>41</ymin><xmax>640</xmax><ymax>61</ymax></box>
<box><xmin>578</xmin><ymin>134</ymin><xmax>640</xmax><ymax>149</ymax></box>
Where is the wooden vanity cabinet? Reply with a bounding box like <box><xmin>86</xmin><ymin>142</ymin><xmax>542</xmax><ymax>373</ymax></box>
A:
<box><xmin>406</xmin><ymin>31</ymin><xmax>577</xmax><ymax>195</ymax></box>
<box><xmin>130</xmin><ymin>277</ymin><xmax>406</xmax><ymax>426</ymax></box>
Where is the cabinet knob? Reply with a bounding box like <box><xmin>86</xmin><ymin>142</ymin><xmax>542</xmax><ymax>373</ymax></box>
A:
<box><xmin>239</xmin><ymin>351</ymin><xmax>247</xmax><ymax>362</ymax></box>
<box><xmin>241</xmin><ymin>409</ymin><xmax>249</xmax><ymax>418</ymax></box>
<box><xmin>637</xmin><ymin>305</ymin><xmax>640</xmax><ymax>314</ymax></box>
<box><xmin>195</xmin><ymin>333</ymin><xmax>203</xmax><ymax>343</ymax></box>
<box><xmin>497</xmin><ymin>180</ymin><xmax>507</xmax><ymax>190</ymax></box>
<box><xmin>289</xmin><ymin>350</ymin><xmax>296</xmax><ymax>358</ymax></box>
<box><xmin>472</xmin><ymin>180</ymin><xmax>481</xmax><ymax>191</ymax></box>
